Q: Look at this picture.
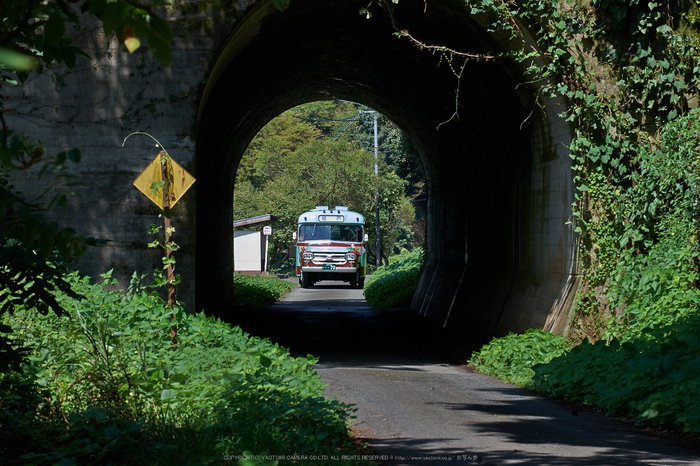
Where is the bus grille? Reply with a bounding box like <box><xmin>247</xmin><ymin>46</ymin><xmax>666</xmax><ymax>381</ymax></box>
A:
<box><xmin>311</xmin><ymin>253</ymin><xmax>347</xmax><ymax>265</ymax></box>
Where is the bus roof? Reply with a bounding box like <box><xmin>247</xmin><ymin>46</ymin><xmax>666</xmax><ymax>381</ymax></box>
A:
<box><xmin>298</xmin><ymin>206</ymin><xmax>365</xmax><ymax>224</ymax></box>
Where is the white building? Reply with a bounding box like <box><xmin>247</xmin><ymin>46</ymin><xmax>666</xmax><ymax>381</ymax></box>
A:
<box><xmin>233</xmin><ymin>214</ymin><xmax>275</xmax><ymax>275</ymax></box>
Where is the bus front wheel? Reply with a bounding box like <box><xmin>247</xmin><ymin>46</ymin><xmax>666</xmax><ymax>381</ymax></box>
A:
<box><xmin>301</xmin><ymin>272</ymin><xmax>311</xmax><ymax>289</ymax></box>
<box><xmin>352</xmin><ymin>271</ymin><xmax>364</xmax><ymax>289</ymax></box>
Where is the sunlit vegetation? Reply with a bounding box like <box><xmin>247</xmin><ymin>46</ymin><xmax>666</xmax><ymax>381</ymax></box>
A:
<box><xmin>363</xmin><ymin>248</ymin><xmax>424</xmax><ymax>310</ymax></box>
<box><xmin>233</xmin><ymin>273</ymin><xmax>295</xmax><ymax>306</ymax></box>
<box><xmin>1</xmin><ymin>271</ymin><xmax>370</xmax><ymax>464</ymax></box>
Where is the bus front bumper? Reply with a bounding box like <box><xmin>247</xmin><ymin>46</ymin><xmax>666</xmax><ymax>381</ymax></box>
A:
<box><xmin>301</xmin><ymin>265</ymin><xmax>357</xmax><ymax>273</ymax></box>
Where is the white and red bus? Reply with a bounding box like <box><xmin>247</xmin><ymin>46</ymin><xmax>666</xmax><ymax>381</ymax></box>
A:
<box><xmin>294</xmin><ymin>206</ymin><xmax>367</xmax><ymax>288</ymax></box>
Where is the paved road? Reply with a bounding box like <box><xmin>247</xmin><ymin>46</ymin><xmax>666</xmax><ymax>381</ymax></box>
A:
<box><xmin>234</xmin><ymin>281</ymin><xmax>700</xmax><ymax>465</ymax></box>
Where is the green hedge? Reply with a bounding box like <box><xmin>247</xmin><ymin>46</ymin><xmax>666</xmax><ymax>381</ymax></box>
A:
<box><xmin>233</xmin><ymin>273</ymin><xmax>295</xmax><ymax>306</ymax></box>
<box><xmin>363</xmin><ymin>248</ymin><xmax>424</xmax><ymax>310</ymax></box>
<box><xmin>533</xmin><ymin>314</ymin><xmax>700</xmax><ymax>433</ymax></box>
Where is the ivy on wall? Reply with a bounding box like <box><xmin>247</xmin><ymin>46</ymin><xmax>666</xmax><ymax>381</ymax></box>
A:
<box><xmin>547</xmin><ymin>0</ymin><xmax>700</xmax><ymax>342</ymax></box>
<box><xmin>378</xmin><ymin>0</ymin><xmax>700</xmax><ymax>342</ymax></box>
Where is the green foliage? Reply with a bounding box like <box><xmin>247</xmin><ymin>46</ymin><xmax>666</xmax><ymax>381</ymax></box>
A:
<box><xmin>88</xmin><ymin>0</ymin><xmax>174</xmax><ymax>65</ymax></box>
<box><xmin>468</xmin><ymin>329</ymin><xmax>572</xmax><ymax>387</ymax></box>
<box><xmin>4</xmin><ymin>5</ymin><xmax>356</xmax><ymax>463</ymax></box>
<box><xmin>235</xmin><ymin>102</ymin><xmax>421</xmax><ymax>273</ymax></box>
<box><xmin>533</xmin><ymin>314</ymin><xmax>700</xmax><ymax>433</ymax></box>
<box><xmin>363</xmin><ymin>248</ymin><xmax>423</xmax><ymax>309</ymax></box>
<box><xmin>602</xmin><ymin>111</ymin><xmax>700</xmax><ymax>342</ymax></box>
<box><xmin>0</xmin><ymin>146</ymin><xmax>85</xmax><ymax>368</ymax></box>
<box><xmin>233</xmin><ymin>274</ymin><xmax>295</xmax><ymax>306</ymax></box>
<box><xmin>0</xmin><ymin>367</ymin><xmax>55</xmax><ymax>460</ymax></box>
<box><xmin>2</xmin><ymin>271</ymin><xmax>365</xmax><ymax>464</ymax></box>
<box><xmin>554</xmin><ymin>3</ymin><xmax>699</xmax><ymax>342</ymax></box>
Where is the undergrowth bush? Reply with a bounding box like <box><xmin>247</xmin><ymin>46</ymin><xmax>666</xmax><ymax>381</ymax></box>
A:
<box><xmin>468</xmin><ymin>329</ymin><xmax>572</xmax><ymax>387</ymax></box>
<box><xmin>469</xmin><ymin>311</ymin><xmax>700</xmax><ymax>433</ymax></box>
<box><xmin>363</xmin><ymin>248</ymin><xmax>423</xmax><ymax>310</ymax></box>
<box><xmin>533</xmin><ymin>314</ymin><xmax>700</xmax><ymax>433</ymax></box>
<box><xmin>233</xmin><ymin>273</ymin><xmax>295</xmax><ymax>306</ymax></box>
<box><xmin>1</xmin><ymin>271</ymin><xmax>366</xmax><ymax>464</ymax></box>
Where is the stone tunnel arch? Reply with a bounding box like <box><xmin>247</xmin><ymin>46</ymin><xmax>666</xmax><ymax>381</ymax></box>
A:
<box><xmin>195</xmin><ymin>0</ymin><xmax>578</xmax><ymax>344</ymax></box>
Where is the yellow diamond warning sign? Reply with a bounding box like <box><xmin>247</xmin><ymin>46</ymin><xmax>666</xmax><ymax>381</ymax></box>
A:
<box><xmin>134</xmin><ymin>151</ymin><xmax>195</xmax><ymax>209</ymax></box>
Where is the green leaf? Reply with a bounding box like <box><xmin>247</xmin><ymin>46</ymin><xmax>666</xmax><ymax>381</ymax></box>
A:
<box><xmin>259</xmin><ymin>355</ymin><xmax>272</xmax><ymax>367</ymax></box>
<box><xmin>147</xmin><ymin>32</ymin><xmax>172</xmax><ymax>66</ymax></box>
<box><xmin>0</xmin><ymin>47</ymin><xmax>38</xmax><ymax>71</ymax></box>
<box><xmin>150</xmin><ymin>16</ymin><xmax>173</xmax><ymax>41</ymax></box>
<box><xmin>273</xmin><ymin>0</ymin><xmax>292</xmax><ymax>10</ymax></box>
<box><xmin>63</xmin><ymin>45</ymin><xmax>77</xmax><ymax>69</ymax></box>
<box><xmin>43</xmin><ymin>43</ymin><xmax>55</xmax><ymax>64</ymax></box>
<box><xmin>68</xmin><ymin>148</ymin><xmax>81</xmax><ymax>163</ymax></box>
<box><xmin>21</xmin><ymin>219</ymin><xmax>36</xmax><ymax>248</ymax></box>
<box><xmin>101</xmin><ymin>2</ymin><xmax>130</xmax><ymax>35</ymax></box>
<box><xmin>39</xmin><ymin>228</ymin><xmax>56</xmax><ymax>258</ymax></box>
<box><xmin>44</xmin><ymin>14</ymin><xmax>66</xmax><ymax>46</ymax></box>
<box><xmin>223</xmin><ymin>372</ymin><xmax>244</xmax><ymax>382</ymax></box>
<box><xmin>89</xmin><ymin>0</ymin><xmax>107</xmax><ymax>15</ymax></box>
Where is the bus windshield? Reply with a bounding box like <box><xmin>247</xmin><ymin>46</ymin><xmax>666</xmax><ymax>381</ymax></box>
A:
<box><xmin>299</xmin><ymin>224</ymin><xmax>363</xmax><ymax>242</ymax></box>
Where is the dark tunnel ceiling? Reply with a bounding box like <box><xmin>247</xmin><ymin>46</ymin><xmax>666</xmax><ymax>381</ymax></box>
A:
<box><xmin>198</xmin><ymin>0</ymin><xmax>532</xmax><ymax>175</ymax></box>
<box><xmin>195</xmin><ymin>0</ymin><xmax>535</xmax><ymax>314</ymax></box>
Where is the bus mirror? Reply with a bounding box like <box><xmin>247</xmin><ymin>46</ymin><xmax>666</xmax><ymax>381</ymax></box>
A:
<box><xmin>364</xmin><ymin>234</ymin><xmax>368</xmax><ymax>242</ymax></box>
<box><xmin>293</xmin><ymin>232</ymin><xmax>297</xmax><ymax>240</ymax></box>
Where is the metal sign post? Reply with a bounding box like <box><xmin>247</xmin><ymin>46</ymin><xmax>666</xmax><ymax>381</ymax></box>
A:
<box><xmin>127</xmin><ymin>132</ymin><xmax>195</xmax><ymax>345</ymax></box>
<box><xmin>263</xmin><ymin>226</ymin><xmax>272</xmax><ymax>273</ymax></box>
<box><xmin>160</xmin><ymin>152</ymin><xmax>176</xmax><ymax>310</ymax></box>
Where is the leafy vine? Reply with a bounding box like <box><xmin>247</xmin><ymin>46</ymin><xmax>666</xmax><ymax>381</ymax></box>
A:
<box><xmin>375</xmin><ymin>0</ymin><xmax>700</xmax><ymax>342</ymax></box>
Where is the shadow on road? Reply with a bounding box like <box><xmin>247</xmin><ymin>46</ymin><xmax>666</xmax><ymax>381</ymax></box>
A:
<box><xmin>232</xmin><ymin>286</ymin><xmax>472</xmax><ymax>367</ymax></box>
<box><xmin>229</xmin><ymin>283</ymin><xmax>700</xmax><ymax>465</ymax></box>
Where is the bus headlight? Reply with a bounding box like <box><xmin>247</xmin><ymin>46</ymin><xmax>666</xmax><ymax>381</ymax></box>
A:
<box><xmin>345</xmin><ymin>252</ymin><xmax>357</xmax><ymax>261</ymax></box>
<box><xmin>302</xmin><ymin>252</ymin><xmax>313</xmax><ymax>260</ymax></box>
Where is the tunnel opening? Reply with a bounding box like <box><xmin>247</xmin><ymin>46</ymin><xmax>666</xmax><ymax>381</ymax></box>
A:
<box><xmin>231</xmin><ymin>100</ymin><xmax>427</xmax><ymax>279</ymax></box>
<box><xmin>196</xmin><ymin>0</ymin><xmax>577</xmax><ymax>345</ymax></box>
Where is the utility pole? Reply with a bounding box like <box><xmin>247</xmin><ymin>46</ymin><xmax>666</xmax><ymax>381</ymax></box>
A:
<box><xmin>360</xmin><ymin>110</ymin><xmax>381</xmax><ymax>268</ymax></box>
<box><xmin>372</xmin><ymin>112</ymin><xmax>381</xmax><ymax>268</ymax></box>
<box><xmin>336</xmin><ymin>108</ymin><xmax>382</xmax><ymax>268</ymax></box>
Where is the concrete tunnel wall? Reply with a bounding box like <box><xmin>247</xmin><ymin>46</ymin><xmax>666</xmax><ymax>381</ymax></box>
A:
<box><xmin>196</xmin><ymin>0</ymin><xmax>580</xmax><ymax>342</ymax></box>
<box><xmin>4</xmin><ymin>0</ymin><xmax>579</xmax><ymax>343</ymax></box>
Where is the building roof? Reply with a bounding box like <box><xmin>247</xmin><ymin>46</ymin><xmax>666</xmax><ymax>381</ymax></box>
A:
<box><xmin>233</xmin><ymin>214</ymin><xmax>276</xmax><ymax>228</ymax></box>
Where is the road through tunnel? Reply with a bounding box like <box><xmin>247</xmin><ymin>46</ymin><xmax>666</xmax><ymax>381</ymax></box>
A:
<box><xmin>195</xmin><ymin>0</ymin><xmax>578</xmax><ymax>344</ymax></box>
